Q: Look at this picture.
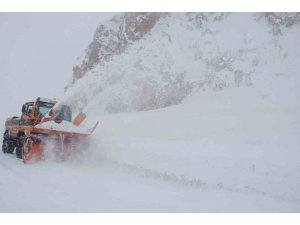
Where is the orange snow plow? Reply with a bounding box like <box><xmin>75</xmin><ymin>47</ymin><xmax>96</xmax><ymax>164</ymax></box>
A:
<box><xmin>2</xmin><ymin>97</ymin><xmax>98</xmax><ymax>163</ymax></box>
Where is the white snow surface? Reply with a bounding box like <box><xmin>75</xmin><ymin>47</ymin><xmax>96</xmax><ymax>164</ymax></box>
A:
<box><xmin>1</xmin><ymin>13</ymin><xmax>300</xmax><ymax>212</ymax></box>
<box><xmin>1</xmin><ymin>88</ymin><xmax>300</xmax><ymax>212</ymax></box>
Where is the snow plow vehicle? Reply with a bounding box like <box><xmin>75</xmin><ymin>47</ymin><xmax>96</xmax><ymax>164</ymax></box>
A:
<box><xmin>2</xmin><ymin>97</ymin><xmax>98</xmax><ymax>163</ymax></box>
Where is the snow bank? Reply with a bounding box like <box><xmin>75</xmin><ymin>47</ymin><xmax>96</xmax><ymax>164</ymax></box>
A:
<box><xmin>88</xmin><ymin>87</ymin><xmax>300</xmax><ymax>206</ymax></box>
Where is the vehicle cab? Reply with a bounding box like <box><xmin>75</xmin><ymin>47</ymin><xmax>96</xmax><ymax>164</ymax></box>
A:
<box><xmin>21</xmin><ymin>97</ymin><xmax>57</xmax><ymax>122</ymax></box>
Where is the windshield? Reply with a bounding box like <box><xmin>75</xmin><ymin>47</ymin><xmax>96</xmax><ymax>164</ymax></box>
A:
<box><xmin>38</xmin><ymin>102</ymin><xmax>55</xmax><ymax>116</ymax></box>
<box><xmin>51</xmin><ymin>104</ymin><xmax>72</xmax><ymax>122</ymax></box>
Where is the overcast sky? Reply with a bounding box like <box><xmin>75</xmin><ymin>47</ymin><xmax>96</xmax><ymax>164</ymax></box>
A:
<box><xmin>0</xmin><ymin>13</ymin><xmax>117</xmax><ymax>118</ymax></box>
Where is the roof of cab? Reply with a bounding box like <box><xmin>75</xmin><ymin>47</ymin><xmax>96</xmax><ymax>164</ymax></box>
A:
<box><xmin>37</xmin><ymin>97</ymin><xmax>57</xmax><ymax>104</ymax></box>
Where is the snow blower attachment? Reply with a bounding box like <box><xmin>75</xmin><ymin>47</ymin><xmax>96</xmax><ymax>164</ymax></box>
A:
<box><xmin>2</xmin><ymin>97</ymin><xmax>98</xmax><ymax>163</ymax></box>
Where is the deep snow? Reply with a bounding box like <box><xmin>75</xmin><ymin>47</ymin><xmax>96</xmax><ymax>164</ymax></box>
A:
<box><xmin>0</xmin><ymin>87</ymin><xmax>300</xmax><ymax>212</ymax></box>
<box><xmin>1</xmin><ymin>12</ymin><xmax>300</xmax><ymax>212</ymax></box>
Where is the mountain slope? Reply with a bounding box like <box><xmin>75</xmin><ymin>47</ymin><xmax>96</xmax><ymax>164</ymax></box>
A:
<box><xmin>64</xmin><ymin>12</ymin><xmax>300</xmax><ymax>115</ymax></box>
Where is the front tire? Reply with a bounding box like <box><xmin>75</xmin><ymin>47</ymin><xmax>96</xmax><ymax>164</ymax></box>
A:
<box><xmin>17</xmin><ymin>135</ymin><xmax>39</xmax><ymax>163</ymax></box>
<box><xmin>22</xmin><ymin>136</ymin><xmax>34</xmax><ymax>163</ymax></box>
<box><xmin>16</xmin><ymin>135</ymin><xmax>24</xmax><ymax>159</ymax></box>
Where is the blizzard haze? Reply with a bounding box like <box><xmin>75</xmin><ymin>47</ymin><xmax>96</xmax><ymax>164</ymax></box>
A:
<box><xmin>0</xmin><ymin>13</ymin><xmax>117</xmax><ymax>118</ymax></box>
<box><xmin>0</xmin><ymin>12</ymin><xmax>300</xmax><ymax>213</ymax></box>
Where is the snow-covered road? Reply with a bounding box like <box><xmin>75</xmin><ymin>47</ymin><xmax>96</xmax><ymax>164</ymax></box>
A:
<box><xmin>0</xmin><ymin>153</ymin><xmax>298</xmax><ymax>212</ymax></box>
<box><xmin>1</xmin><ymin>89</ymin><xmax>300</xmax><ymax>212</ymax></box>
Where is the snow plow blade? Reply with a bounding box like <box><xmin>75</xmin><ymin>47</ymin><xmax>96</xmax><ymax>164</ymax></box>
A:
<box><xmin>22</xmin><ymin>119</ymin><xmax>99</xmax><ymax>163</ymax></box>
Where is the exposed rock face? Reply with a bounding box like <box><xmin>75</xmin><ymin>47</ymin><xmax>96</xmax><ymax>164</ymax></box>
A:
<box><xmin>66</xmin><ymin>12</ymin><xmax>300</xmax><ymax>114</ymax></box>
<box><xmin>186</xmin><ymin>12</ymin><xmax>231</xmax><ymax>28</ymax></box>
<box><xmin>260</xmin><ymin>12</ymin><xmax>300</xmax><ymax>35</ymax></box>
<box><xmin>73</xmin><ymin>12</ymin><xmax>166</xmax><ymax>82</ymax></box>
<box><xmin>73</xmin><ymin>12</ymin><xmax>300</xmax><ymax>83</ymax></box>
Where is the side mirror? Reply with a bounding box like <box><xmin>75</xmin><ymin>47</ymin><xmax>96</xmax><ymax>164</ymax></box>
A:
<box><xmin>22</xmin><ymin>104</ymin><xmax>26</xmax><ymax>113</ymax></box>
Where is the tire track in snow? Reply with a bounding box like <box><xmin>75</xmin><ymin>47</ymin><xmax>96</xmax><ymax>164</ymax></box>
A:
<box><xmin>96</xmin><ymin>156</ymin><xmax>300</xmax><ymax>203</ymax></box>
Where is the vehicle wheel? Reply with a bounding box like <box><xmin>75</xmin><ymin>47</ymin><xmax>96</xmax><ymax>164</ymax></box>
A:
<box><xmin>6</xmin><ymin>142</ymin><xmax>15</xmax><ymax>154</ymax></box>
<box><xmin>2</xmin><ymin>132</ymin><xmax>8</xmax><ymax>153</ymax></box>
<box><xmin>2</xmin><ymin>131</ymin><xmax>15</xmax><ymax>154</ymax></box>
<box><xmin>22</xmin><ymin>136</ymin><xmax>34</xmax><ymax>163</ymax></box>
<box><xmin>16</xmin><ymin>136</ymin><xmax>24</xmax><ymax>159</ymax></box>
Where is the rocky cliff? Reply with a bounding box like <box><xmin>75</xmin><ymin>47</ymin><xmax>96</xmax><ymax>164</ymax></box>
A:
<box><xmin>65</xmin><ymin>12</ymin><xmax>300</xmax><ymax>114</ymax></box>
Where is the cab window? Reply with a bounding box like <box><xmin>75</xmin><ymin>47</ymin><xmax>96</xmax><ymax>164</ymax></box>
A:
<box><xmin>51</xmin><ymin>105</ymin><xmax>72</xmax><ymax>122</ymax></box>
<box><xmin>27</xmin><ymin>105</ymin><xmax>33</xmax><ymax>116</ymax></box>
<box><xmin>35</xmin><ymin>102</ymin><xmax>55</xmax><ymax>117</ymax></box>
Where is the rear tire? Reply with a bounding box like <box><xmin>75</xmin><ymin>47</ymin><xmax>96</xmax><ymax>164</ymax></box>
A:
<box><xmin>2</xmin><ymin>131</ymin><xmax>15</xmax><ymax>154</ymax></box>
<box><xmin>2</xmin><ymin>132</ymin><xmax>8</xmax><ymax>153</ymax></box>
